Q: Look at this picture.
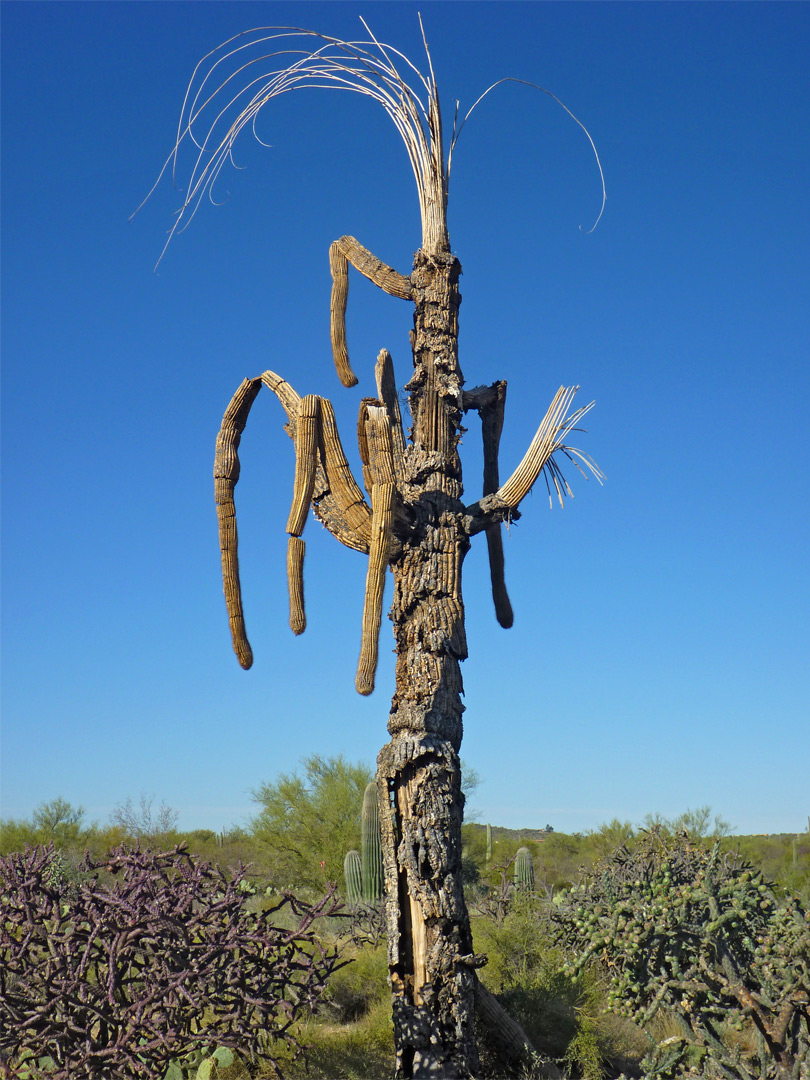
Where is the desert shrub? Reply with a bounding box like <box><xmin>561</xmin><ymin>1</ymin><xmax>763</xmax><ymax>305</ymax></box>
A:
<box><xmin>0</xmin><ymin>843</ymin><xmax>344</xmax><ymax>1079</ymax></box>
<box><xmin>473</xmin><ymin>891</ymin><xmax>639</xmax><ymax>1079</ymax></box>
<box><xmin>554</xmin><ymin>828</ymin><xmax>810</xmax><ymax>1078</ymax></box>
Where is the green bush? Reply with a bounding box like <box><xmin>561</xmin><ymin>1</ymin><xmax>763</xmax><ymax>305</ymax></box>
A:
<box><xmin>554</xmin><ymin>828</ymin><xmax>810</xmax><ymax>1079</ymax></box>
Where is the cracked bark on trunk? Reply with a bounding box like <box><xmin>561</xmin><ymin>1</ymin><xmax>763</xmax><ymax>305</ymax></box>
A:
<box><xmin>376</xmin><ymin>249</ymin><xmax>480</xmax><ymax>1078</ymax></box>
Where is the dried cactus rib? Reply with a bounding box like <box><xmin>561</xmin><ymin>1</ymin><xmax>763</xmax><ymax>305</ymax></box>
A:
<box><xmin>316</xmin><ymin>397</ymin><xmax>372</xmax><ymax>551</ymax></box>
<box><xmin>364</xmin><ymin>405</ymin><xmax>398</xmax><ymax>488</ymax></box>
<box><xmin>480</xmin><ymin>382</ymin><xmax>513</xmax><ymax>629</ymax></box>
<box><xmin>214</xmin><ymin>376</ymin><xmax>263</xmax><ymax>670</ymax></box>
<box><xmin>287</xmin><ymin>536</ymin><xmax>306</xmax><ymax>635</ymax></box>
<box><xmin>329</xmin><ymin>241</ymin><xmax>357</xmax><ymax>388</ymax></box>
<box><xmin>334</xmin><ymin>236</ymin><xmax>413</xmax><ymax>300</ymax></box>
<box><xmin>286</xmin><ymin>394</ymin><xmax>320</xmax><ymax>537</ymax></box>
<box><xmin>497</xmin><ymin>386</ymin><xmax>580</xmax><ymax>508</ymax></box>
<box><xmin>357</xmin><ymin>397</ymin><xmax>379</xmax><ymax>497</ymax></box>
<box><xmin>374</xmin><ymin>350</ymin><xmax>406</xmax><ymax>483</ymax></box>
<box><xmin>262</xmin><ymin>371</ymin><xmax>371</xmax><ymax>554</ymax></box>
<box><xmin>356</xmin><ymin>481</ymin><xmax>395</xmax><ymax>696</ymax></box>
<box><xmin>261</xmin><ymin>370</ymin><xmax>301</xmax><ymax>424</ymax></box>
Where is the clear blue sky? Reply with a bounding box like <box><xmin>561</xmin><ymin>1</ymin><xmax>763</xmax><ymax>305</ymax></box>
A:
<box><xmin>2</xmin><ymin>1</ymin><xmax>808</xmax><ymax>837</ymax></box>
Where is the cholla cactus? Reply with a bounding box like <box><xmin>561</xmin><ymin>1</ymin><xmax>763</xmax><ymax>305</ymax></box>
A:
<box><xmin>155</xmin><ymin>20</ymin><xmax>604</xmax><ymax>1077</ymax></box>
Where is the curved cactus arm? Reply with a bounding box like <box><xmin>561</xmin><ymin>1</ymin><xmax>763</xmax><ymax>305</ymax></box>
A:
<box><xmin>329</xmin><ymin>236</ymin><xmax>413</xmax><ymax>387</ymax></box>
<box><xmin>316</xmin><ymin>397</ymin><xmax>373</xmax><ymax>552</ymax></box>
<box><xmin>329</xmin><ymin>241</ymin><xmax>357</xmax><ymax>388</ymax></box>
<box><xmin>214</xmin><ymin>376</ymin><xmax>263</xmax><ymax>669</ymax></box>
<box><xmin>356</xmin><ymin>481</ymin><xmax>395</xmax><ymax>696</ymax></box>
<box><xmin>374</xmin><ymin>349</ymin><xmax>407</xmax><ymax>485</ymax></box>
<box><xmin>261</xmin><ymin>371</ymin><xmax>372</xmax><ymax>554</ymax></box>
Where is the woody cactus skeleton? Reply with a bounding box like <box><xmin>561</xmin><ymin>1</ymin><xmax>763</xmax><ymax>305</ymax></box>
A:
<box><xmin>158</xmin><ymin>21</ymin><xmax>604</xmax><ymax>1079</ymax></box>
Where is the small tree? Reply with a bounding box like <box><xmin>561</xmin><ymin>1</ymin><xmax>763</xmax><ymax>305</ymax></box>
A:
<box><xmin>109</xmin><ymin>793</ymin><xmax>179</xmax><ymax>839</ymax></box>
<box><xmin>31</xmin><ymin>797</ymin><xmax>85</xmax><ymax>845</ymax></box>
<box><xmin>144</xmin><ymin>20</ymin><xmax>604</xmax><ymax>1077</ymax></box>
<box><xmin>251</xmin><ymin>755</ymin><xmax>373</xmax><ymax>891</ymax></box>
<box><xmin>0</xmin><ymin>843</ymin><xmax>343</xmax><ymax>1079</ymax></box>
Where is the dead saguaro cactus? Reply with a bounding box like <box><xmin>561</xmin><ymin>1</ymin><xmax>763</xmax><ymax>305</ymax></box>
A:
<box><xmin>153</xmin><ymin>19</ymin><xmax>605</xmax><ymax>1079</ymax></box>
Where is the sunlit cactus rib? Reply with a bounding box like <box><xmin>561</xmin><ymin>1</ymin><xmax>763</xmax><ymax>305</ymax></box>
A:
<box><xmin>159</xmin><ymin>20</ymin><xmax>607</xmax><ymax>1077</ymax></box>
<box><xmin>286</xmin><ymin>537</ymin><xmax>306</xmax><ymax>636</ymax></box>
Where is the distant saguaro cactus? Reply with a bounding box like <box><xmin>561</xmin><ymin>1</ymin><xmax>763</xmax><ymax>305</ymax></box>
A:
<box><xmin>514</xmin><ymin>846</ymin><xmax>535</xmax><ymax>891</ymax></box>
<box><xmin>362</xmin><ymin>781</ymin><xmax>384</xmax><ymax>904</ymax></box>
<box><xmin>151</xmin><ymin>19</ymin><xmax>604</xmax><ymax>1078</ymax></box>
<box><xmin>343</xmin><ymin>849</ymin><xmax>363</xmax><ymax>907</ymax></box>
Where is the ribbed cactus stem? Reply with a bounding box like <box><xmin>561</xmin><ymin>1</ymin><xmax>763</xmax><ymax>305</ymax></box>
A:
<box><xmin>286</xmin><ymin>537</ymin><xmax>306</xmax><ymax>635</ymax></box>
<box><xmin>361</xmin><ymin>782</ymin><xmax>383</xmax><ymax>904</ymax></box>
<box><xmin>356</xmin><ymin>482</ymin><xmax>394</xmax><ymax>695</ymax></box>
<box><xmin>486</xmin><ymin>823</ymin><xmax>492</xmax><ymax>865</ymax></box>
<box><xmin>514</xmin><ymin>846</ymin><xmax>535</xmax><ymax>891</ymax></box>
<box><xmin>344</xmin><ymin>849</ymin><xmax>362</xmax><ymax>906</ymax></box>
<box><xmin>286</xmin><ymin>394</ymin><xmax>320</xmax><ymax>537</ymax></box>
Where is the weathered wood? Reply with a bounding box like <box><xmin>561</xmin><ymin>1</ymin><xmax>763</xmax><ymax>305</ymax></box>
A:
<box><xmin>286</xmin><ymin>394</ymin><xmax>320</xmax><ymax>537</ymax></box>
<box><xmin>357</xmin><ymin>482</ymin><xmax>395</xmax><ymax>696</ymax></box>
<box><xmin>376</xmin><ymin>249</ymin><xmax>479</xmax><ymax>1078</ymax></box>
<box><xmin>214</xmin><ymin>376</ymin><xmax>262</xmax><ymax>670</ymax></box>
<box><xmin>286</xmin><ymin>536</ymin><xmax>306</xmax><ymax>635</ymax></box>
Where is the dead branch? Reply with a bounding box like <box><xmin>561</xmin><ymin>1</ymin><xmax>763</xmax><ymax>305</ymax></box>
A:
<box><xmin>287</xmin><ymin>536</ymin><xmax>306</xmax><ymax>636</ymax></box>
<box><xmin>356</xmin><ymin>481</ymin><xmax>395</xmax><ymax>696</ymax></box>
<box><xmin>214</xmin><ymin>376</ymin><xmax>263</xmax><ymax>670</ymax></box>
<box><xmin>286</xmin><ymin>394</ymin><xmax>320</xmax><ymax>537</ymax></box>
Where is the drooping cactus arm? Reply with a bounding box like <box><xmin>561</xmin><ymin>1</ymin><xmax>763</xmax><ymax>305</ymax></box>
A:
<box><xmin>316</xmin><ymin>397</ymin><xmax>374</xmax><ymax>552</ymax></box>
<box><xmin>286</xmin><ymin>394</ymin><xmax>320</xmax><ymax>537</ymax></box>
<box><xmin>463</xmin><ymin>381</ymin><xmax>513</xmax><ymax>629</ymax></box>
<box><xmin>261</xmin><ymin>371</ymin><xmax>372</xmax><ymax>554</ymax></box>
<box><xmin>481</xmin><ymin>383</ymin><xmax>514</xmax><ymax>628</ymax></box>
<box><xmin>283</xmin><ymin>394</ymin><xmax>321</xmax><ymax>636</ymax></box>
<box><xmin>356</xmin><ymin>405</ymin><xmax>399</xmax><ymax>696</ymax></box>
<box><xmin>214</xmin><ymin>376</ymin><xmax>263</xmax><ymax>670</ymax></box>
<box><xmin>287</xmin><ymin>536</ymin><xmax>306</xmax><ymax>636</ymax></box>
<box><xmin>462</xmin><ymin>385</ymin><xmax>602</xmax><ymax>535</ymax></box>
<box><xmin>330</xmin><ymin>236</ymin><xmax>413</xmax><ymax>387</ymax></box>
<box><xmin>356</xmin><ymin>481</ymin><xmax>395</xmax><ymax>696</ymax></box>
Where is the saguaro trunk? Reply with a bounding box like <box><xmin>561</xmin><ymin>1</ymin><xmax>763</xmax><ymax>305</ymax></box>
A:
<box><xmin>377</xmin><ymin>250</ymin><xmax>479</xmax><ymax>1078</ymax></box>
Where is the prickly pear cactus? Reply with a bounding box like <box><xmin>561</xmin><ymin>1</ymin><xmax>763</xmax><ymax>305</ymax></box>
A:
<box><xmin>361</xmin><ymin>782</ymin><xmax>383</xmax><ymax>904</ymax></box>
<box><xmin>514</xmin><ymin>846</ymin><xmax>535</xmax><ymax>891</ymax></box>
<box><xmin>343</xmin><ymin>849</ymin><xmax>362</xmax><ymax>906</ymax></box>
